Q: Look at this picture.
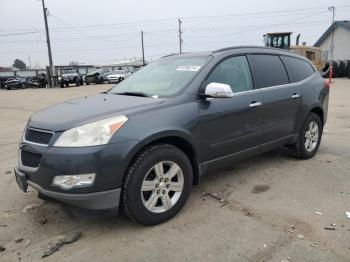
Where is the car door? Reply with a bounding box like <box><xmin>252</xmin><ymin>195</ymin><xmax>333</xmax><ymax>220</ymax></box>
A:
<box><xmin>199</xmin><ymin>55</ymin><xmax>264</xmax><ymax>165</ymax></box>
<box><xmin>280</xmin><ymin>55</ymin><xmax>317</xmax><ymax>131</ymax></box>
<box><xmin>248</xmin><ymin>54</ymin><xmax>300</xmax><ymax>150</ymax></box>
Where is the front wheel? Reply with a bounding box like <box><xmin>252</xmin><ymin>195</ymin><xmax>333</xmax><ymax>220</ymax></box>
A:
<box><xmin>291</xmin><ymin>113</ymin><xmax>323</xmax><ymax>159</ymax></box>
<box><xmin>122</xmin><ymin>144</ymin><xmax>193</xmax><ymax>225</ymax></box>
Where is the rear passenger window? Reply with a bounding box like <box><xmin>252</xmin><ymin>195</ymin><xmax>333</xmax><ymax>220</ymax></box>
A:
<box><xmin>207</xmin><ymin>56</ymin><xmax>253</xmax><ymax>93</ymax></box>
<box><xmin>280</xmin><ymin>56</ymin><xmax>315</xmax><ymax>83</ymax></box>
<box><xmin>250</xmin><ymin>55</ymin><xmax>289</xmax><ymax>88</ymax></box>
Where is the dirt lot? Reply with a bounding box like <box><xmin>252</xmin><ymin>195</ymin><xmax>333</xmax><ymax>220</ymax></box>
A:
<box><xmin>0</xmin><ymin>80</ymin><xmax>350</xmax><ymax>262</ymax></box>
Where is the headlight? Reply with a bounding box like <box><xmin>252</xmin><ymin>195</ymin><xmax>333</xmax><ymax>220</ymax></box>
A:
<box><xmin>54</xmin><ymin>115</ymin><xmax>128</xmax><ymax>147</ymax></box>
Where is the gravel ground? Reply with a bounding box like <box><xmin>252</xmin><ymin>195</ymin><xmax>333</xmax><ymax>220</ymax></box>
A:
<box><xmin>0</xmin><ymin>80</ymin><xmax>349</xmax><ymax>261</ymax></box>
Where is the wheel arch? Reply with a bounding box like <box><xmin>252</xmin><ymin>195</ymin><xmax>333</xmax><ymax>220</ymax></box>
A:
<box><xmin>310</xmin><ymin>106</ymin><xmax>324</xmax><ymax>125</ymax></box>
<box><xmin>295</xmin><ymin>104</ymin><xmax>324</xmax><ymax>135</ymax></box>
<box><xmin>125</xmin><ymin>131</ymin><xmax>201</xmax><ymax>185</ymax></box>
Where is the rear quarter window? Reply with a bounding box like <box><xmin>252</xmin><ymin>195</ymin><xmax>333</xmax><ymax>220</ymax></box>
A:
<box><xmin>280</xmin><ymin>56</ymin><xmax>315</xmax><ymax>83</ymax></box>
<box><xmin>249</xmin><ymin>55</ymin><xmax>289</xmax><ymax>88</ymax></box>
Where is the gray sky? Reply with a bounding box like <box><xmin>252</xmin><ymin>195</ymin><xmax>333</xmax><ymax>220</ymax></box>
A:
<box><xmin>0</xmin><ymin>0</ymin><xmax>349</xmax><ymax>67</ymax></box>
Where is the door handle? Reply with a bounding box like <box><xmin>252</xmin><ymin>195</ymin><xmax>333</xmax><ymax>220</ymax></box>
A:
<box><xmin>291</xmin><ymin>93</ymin><xmax>301</xmax><ymax>99</ymax></box>
<box><xmin>249</xmin><ymin>101</ymin><xmax>262</xmax><ymax>108</ymax></box>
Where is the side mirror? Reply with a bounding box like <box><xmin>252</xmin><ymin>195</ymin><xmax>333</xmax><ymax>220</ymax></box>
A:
<box><xmin>204</xmin><ymin>82</ymin><xmax>234</xmax><ymax>98</ymax></box>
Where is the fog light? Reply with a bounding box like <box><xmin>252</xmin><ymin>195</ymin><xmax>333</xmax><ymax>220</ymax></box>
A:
<box><xmin>52</xmin><ymin>174</ymin><xmax>95</xmax><ymax>190</ymax></box>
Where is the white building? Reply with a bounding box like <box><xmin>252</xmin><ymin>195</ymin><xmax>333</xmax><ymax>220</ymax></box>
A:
<box><xmin>314</xmin><ymin>20</ymin><xmax>350</xmax><ymax>61</ymax></box>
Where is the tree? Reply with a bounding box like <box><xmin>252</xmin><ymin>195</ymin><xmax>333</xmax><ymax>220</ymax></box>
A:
<box><xmin>69</xmin><ymin>61</ymin><xmax>79</xmax><ymax>66</ymax></box>
<box><xmin>13</xmin><ymin>59</ymin><xmax>26</xmax><ymax>70</ymax></box>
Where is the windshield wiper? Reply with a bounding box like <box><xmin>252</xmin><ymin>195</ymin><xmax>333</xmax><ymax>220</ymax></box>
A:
<box><xmin>115</xmin><ymin>91</ymin><xmax>150</xmax><ymax>97</ymax></box>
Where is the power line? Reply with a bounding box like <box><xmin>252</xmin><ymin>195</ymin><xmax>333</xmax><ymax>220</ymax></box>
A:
<box><xmin>0</xmin><ymin>31</ymin><xmax>41</xmax><ymax>37</ymax></box>
<box><xmin>182</xmin><ymin>5</ymin><xmax>350</xmax><ymax>20</ymax></box>
<box><xmin>2</xmin><ymin>5</ymin><xmax>349</xmax><ymax>33</ymax></box>
<box><xmin>50</xmin><ymin>13</ymin><xmax>120</xmax><ymax>44</ymax></box>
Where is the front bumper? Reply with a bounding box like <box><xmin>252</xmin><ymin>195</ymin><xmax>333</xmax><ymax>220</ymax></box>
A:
<box><xmin>16</xmin><ymin>131</ymin><xmax>139</xmax><ymax>210</ymax></box>
<box><xmin>15</xmin><ymin>168</ymin><xmax>121</xmax><ymax>210</ymax></box>
<box><xmin>107</xmin><ymin>77</ymin><xmax>122</xmax><ymax>83</ymax></box>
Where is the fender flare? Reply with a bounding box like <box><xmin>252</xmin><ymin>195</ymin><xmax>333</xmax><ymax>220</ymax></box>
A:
<box><xmin>123</xmin><ymin>128</ymin><xmax>201</xmax><ymax>184</ymax></box>
<box><xmin>298</xmin><ymin>104</ymin><xmax>324</xmax><ymax>132</ymax></box>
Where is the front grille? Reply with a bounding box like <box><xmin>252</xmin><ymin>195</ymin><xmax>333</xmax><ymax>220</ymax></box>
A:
<box><xmin>25</xmin><ymin>128</ymin><xmax>53</xmax><ymax>145</ymax></box>
<box><xmin>21</xmin><ymin>150</ymin><xmax>42</xmax><ymax>168</ymax></box>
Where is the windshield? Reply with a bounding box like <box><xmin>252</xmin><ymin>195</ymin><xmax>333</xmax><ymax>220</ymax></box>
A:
<box><xmin>109</xmin><ymin>56</ymin><xmax>210</xmax><ymax>97</ymax></box>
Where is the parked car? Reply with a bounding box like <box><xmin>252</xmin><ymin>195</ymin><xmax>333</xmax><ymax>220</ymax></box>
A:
<box><xmin>30</xmin><ymin>73</ymin><xmax>47</xmax><ymax>88</ymax></box>
<box><xmin>85</xmin><ymin>68</ymin><xmax>110</xmax><ymax>85</ymax></box>
<box><xmin>0</xmin><ymin>76</ymin><xmax>12</xmax><ymax>89</ymax></box>
<box><xmin>107</xmin><ymin>69</ymin><xmax>131</xmax><ymax>83</ymax></box>
<box><xmin>3</xmin><ymin>77</ymin><xmax>32</xmax><ymax>90</ymax></box>
<box><xmin>58</xmin><ymin>69</ymin><xmax>83</xmax><ymax>88</ymax></box>
<box><xmin>15</xmin><ymin>46</ymin><xmax>329</xmax><ymax>225</ymax></box>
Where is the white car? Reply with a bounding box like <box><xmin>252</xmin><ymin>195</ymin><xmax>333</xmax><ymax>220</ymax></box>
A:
<box><xmin>107</xmin><ymin>70</ymin><xmax>131</xmax><ymax>83</ymax></box>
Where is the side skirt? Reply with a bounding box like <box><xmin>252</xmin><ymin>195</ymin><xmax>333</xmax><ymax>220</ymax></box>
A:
<box><xmin>199</xmin><ymin>134</ymin><xmax>297</xmax><ymax>177</ymax></box>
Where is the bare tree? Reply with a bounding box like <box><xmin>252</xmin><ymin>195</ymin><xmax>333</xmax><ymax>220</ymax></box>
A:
<box><xmin>69</xmin><ymin>61</ymin><xmax>79</xmax><ymax>66</ymax></box>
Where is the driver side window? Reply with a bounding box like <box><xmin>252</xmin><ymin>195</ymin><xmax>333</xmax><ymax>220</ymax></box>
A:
<box><xmin>207</xmin><ymin>56</ymin><xmax>253</xmax><ymax>93</ymax></box>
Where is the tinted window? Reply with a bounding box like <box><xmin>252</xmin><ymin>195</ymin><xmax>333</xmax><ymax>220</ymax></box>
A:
<box><xmin>250</xmin><ymin>55</ymin><xmax>289</xmax><ymax>88</ymax></box>
<box><xmin>281</xmin><ymin>56</ymin><xmax>315</xmax><ymax>83</ymax></box>
<box><xmin>207</xmin><ymin>56</ymin><xmax>253</xmax><ymax>93</ymax></box>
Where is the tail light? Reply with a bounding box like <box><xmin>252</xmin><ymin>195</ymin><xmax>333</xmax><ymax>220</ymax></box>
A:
<box><xmin>324</xmin><ymin>79</ymin><xmax>330</xmax><ymax>89</ymax></box>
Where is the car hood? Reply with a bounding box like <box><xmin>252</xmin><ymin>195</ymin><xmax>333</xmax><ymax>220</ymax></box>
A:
<box><xmin>5</xmin><ymin>79</ymin><xmax>22</xmax><ymax>84</ymax></box>
<box><xmin>5</xmin><ymin>79</ymin><xmax>19</xmax><ymax>83</ymax></box>
<box><xmin>29</xmin><ymin>93</ymin><xmax>165</xmax><ymax>131</ymax></box>
<box><xmin>86</xmin><ymin>72</ymin><xmax>99</xmax><ymax>77</ymax></box>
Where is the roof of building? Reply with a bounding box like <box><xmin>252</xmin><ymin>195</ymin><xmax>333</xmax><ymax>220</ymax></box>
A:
<box><xmin>314</xmin><ymin>20</ymin><xmax>350</xmax><ymax>47</ymax></box>
<box><xmin>0</xmin><ymin>66</ymin><xmax>13</xmax><ymax>72</ymax></box>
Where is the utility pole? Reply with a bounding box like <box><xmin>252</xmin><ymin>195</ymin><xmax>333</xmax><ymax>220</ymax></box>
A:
<box><xmin>41</xmin><ymin>0</ymin><xmax>54</xmax><ymax>87</ymax></box>
<box><xmin>141</xmin><ymin>31</ymin><xmax>145</xmax><ymax>66</ymax></box>
<box><xmin>28</xmin><ymin>55</ymin><xmax>32</xmax><ymax>69</ymax></box>
<box><xmin>178</xmin><ymin>18</ymin><xmax>183</xmax><ymax>54</ymax></box>
<box><xmin>328</xmin><ymin>6</ymin><xmax>336</xmax><ymax>60</ymax></box>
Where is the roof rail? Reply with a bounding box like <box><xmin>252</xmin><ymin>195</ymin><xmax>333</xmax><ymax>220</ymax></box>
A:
<box><xmin>161</xmin><ymin>52</ymin><xmax>192</xmax><ymax>58</ymax></box>
<box><xmin>161</xmin><ymin>53</ymin><xmax>179</xmax><ymax>58</ymax></box>
<box><xmin>212</xmin><ymin>45</ymin><xmax>288</xmax><ymax>53</ymax></box>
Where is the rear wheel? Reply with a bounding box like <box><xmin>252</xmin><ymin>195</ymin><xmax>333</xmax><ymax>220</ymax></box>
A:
<box><xmin>122</xmin><ymin>144</ymin><xmax>193</xmax><ymax>225</ymax></box>
<box><xmin>291</xmin><ymin>113</ymin><xmax>322</xmax><ymax>159</ymax></box>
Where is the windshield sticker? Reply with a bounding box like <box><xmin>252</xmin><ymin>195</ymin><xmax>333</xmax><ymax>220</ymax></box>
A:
<box><xmin>176</xmin><ymin>65</ymin><xmax>201</xmax><ymax>72</ymax></box>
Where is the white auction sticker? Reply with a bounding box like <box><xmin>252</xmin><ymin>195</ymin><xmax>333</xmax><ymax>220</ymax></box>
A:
<box><xmin>176</xmin><ymin>65</ymin><xmax>201</xmax><ymax>72</ymax></box>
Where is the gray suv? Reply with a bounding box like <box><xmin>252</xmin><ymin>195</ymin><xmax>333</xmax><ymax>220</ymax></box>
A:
<box><xmin>15</xmin><ymin>46</ymin><xmax>329</xmax><ymax>225</ymax></box>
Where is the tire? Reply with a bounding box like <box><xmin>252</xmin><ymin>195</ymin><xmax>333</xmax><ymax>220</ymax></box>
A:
<box><xmin>320</xmin><ymin>60</ymin><xmax>337</xmax><ymax>78</ymax></box>
<box><xmin>337</xmin><ymin>60</ymin><xmax>346</xmax><ymax>77</ymax></box>
<box><xmin>291</xmin><ymin>113</ymin><xmax>323</xmax><ymax>159</ymax></box>
<box><xmin>122</xmin><ymin>144</ymin><xmax>193</xmax><ymax>225</ymax></box>
<box><xmin>343</xmin><ymin>60</ymin><xmax>350</xmax><ymax>78</ymax></box>
<box><xmin>86</xmin><ymin>82</ymin><xmax>90</xmax><ymax>85</ymax></box>
<box><xmin>333</xmin><ymin>60</ymin><xmax>342</xmax><ymax>78</ymax></box>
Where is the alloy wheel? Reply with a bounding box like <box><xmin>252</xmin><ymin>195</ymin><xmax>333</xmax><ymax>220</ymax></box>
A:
<box><xmin>304</xmin><ymin>121</ymin><xmax>319</xmax><ymax>152</ymax></box>
<box><xmin>141</xmin><ymin>161</ymin><xmax>184</xmax><ymax>213</ymax></box>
